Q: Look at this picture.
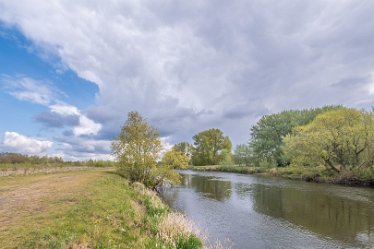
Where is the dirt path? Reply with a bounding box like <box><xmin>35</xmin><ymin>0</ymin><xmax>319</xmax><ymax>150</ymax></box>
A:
<box><xmin>0</xmin><ymin>169</ymin><xmax>104</xmax><ymax>233</ymax></box>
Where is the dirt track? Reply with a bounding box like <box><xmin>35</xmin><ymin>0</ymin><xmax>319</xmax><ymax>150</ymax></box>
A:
<box><xmin>0</xmin><ymin>170</ymin><xmax>102</xmax><ymax>233</ymax></box>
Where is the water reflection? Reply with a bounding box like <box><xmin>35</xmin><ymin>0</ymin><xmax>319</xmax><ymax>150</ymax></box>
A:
<box><xmin>181</xmin><ymin>173</ymin><xmax>232</xmax><ymax>201</ymax></box>
<box><xmin>160</xmin><ymin>171</ymin><xmax>374</xmax><ymax>248</ymax></box>
<box><xmin>248</xmin><ymin>183</ymin><xmax>374</xmax><ymax>245</ymax></box>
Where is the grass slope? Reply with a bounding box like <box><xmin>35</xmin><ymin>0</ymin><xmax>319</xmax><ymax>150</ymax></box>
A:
<box><xmin>0</xmin><ymin>169</ymin><xmax>202</xmax><ymax>249</ymax></box>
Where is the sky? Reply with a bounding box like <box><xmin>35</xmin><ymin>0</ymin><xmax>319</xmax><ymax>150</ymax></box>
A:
<box><xmin>1</xmin><ymin>1</ymin><xmax>374</xmax><ymax>160</ymax></box>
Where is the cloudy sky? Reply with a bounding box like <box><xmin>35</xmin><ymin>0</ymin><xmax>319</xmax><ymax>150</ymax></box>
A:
<box><xmin>1</xmin><ymin>1</ymin><xmax>374</xmax><ymax>160</ymax></box>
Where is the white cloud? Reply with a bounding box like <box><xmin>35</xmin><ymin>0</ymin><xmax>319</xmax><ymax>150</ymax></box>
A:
<box><xmin>50</xmin><ymin>104</ymin><xmax>80</xmax><ymax>116</ymax></box>
<box><xmin>78</xmin><ymin>139</ymin><xmax>112</xmax><ymax>153</ymax></box>
<box><xmin>3</xmin><ymin>76</ymin><xmax>102</xmax><ymax>136</ymax></box>
<box><xmin>73</xmin><ymin>115</ymin><xmax>102</xmax><ymax>137</ymax></box>
<box><xmin>2</xmin><ymin>131</ymin><xmax>53</xmax><ymax>154</ymax></box>
<box><xmin>2</xmin><ymin>76</ymin><xmax>57</xmax><ymax>105</ymax></box>
<box><xmin>54</xmin><ymin>137</ymin><xmax>113</xmax><ymax>161</ymax></box>
<box><xmin>50</xmin><ymin>104</ymin><xmax>102</xmax><ymax>136</ymax></box>
<box><xmin>160</xmin><ymin>136</ymin><xmax>173</xmax><ymax>155</ymax></box>
<box><xmin>63</xmin><ymin>152</ymin><xmax>114</xmax><ymax>162</ymax></box>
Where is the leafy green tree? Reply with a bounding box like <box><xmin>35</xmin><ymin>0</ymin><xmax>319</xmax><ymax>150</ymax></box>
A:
<box><xmin>112</xmin><ymin>111</ymin><xmax>179</xmax><ymax>188</ymax></box>
<box><xmin>191</xmin><ymin>128</ymin><xmax>232</xmax><ymax>166</ymax></box>
<box><xmin>173</xmin><ymin>142</ymin><xmax>193</xmax><ymax>157</ymax></box>
<box><xmin>172</xmin><ymin>142</ymin><xmax>193</xmax><ymax>164</ymax></box>
<box><xmin>284</xmin><ymin>108</ymin><xmax>374</xmax><ymax>174</ymax></box>
<box><xmin>161</xmin><ymin>149</ymin><xmax>190</xmax><ymax>169</ymax></box>
<box><xmin>219</xmin><ymin>149</ymin><xmax>234</xmax><ymax>166</ymax></box>
<box><xmin>234</xmin><ymin>144</ymin><xmax>252</xmax><ymax>166</ymax></box>
<box><xmin>250</xmin><ymin>106</ymin><xmax>341</xmax><ymax>167</ymax></box>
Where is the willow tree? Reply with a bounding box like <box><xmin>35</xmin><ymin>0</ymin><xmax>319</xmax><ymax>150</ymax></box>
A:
<box><xmin>112</xmin><ymin>111</ymin><xmax>179</xmax><ymax>188</ymax></box>
<box><xmin>161</xmin><ymin>149</ymin><xmax>190</xmax><ymax>169</ymax></box>
<box><xmin>284</xmin><ymin>108</ymin><xmax>374</xmax><ymax>174</ymax></box>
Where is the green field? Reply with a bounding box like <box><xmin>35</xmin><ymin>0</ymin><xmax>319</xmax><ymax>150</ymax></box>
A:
<box><xmin>0</xmin><ymin>169</ymin><xmax>201</xmax><ymax>249</ymax></box>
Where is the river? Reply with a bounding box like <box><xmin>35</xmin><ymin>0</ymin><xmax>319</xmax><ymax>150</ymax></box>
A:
<box><xmin>159</xmin><ymin>170</ymin><xmax>374</xmax><ymax>249</ymax></box>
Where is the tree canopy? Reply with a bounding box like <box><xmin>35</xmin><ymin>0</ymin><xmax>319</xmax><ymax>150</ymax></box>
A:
<box><xmin>172</xmin><ymin>142</ymin><xmax>193</xmax><ymax>159</ymax></box>
<box><xmin>250</xmin><ymin>106</ymin><xmax>341</xmax><ymax>167</ymax></box>
<box><xmin>191</xmin><ymin>128</ymin><xmax>232</xmax><ymax>166</ymax></box>
<box><xmin>284</xmin><ymin>108</ymin><xmax>374</xmax><ymax>174</ymax></box>
<box><xmin>161</xmin><ymin>149</ymin><xmax>190</xmax><ymax>169</ymax></box>
<box><xmin>233</xmin><ymin>144</ymin><xmax>252</xmax><ymax>166</ymax></box>
<box><xmin>112</xmin><ymin>111</ymin><xmax>179</xmax><ymax>188</ymax></box>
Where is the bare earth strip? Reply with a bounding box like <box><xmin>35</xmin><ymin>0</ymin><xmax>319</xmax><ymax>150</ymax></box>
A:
<box><xmin>0</xmin><ymin>169</ymin><xmax>103</xmax><ymax>236</ymax></box>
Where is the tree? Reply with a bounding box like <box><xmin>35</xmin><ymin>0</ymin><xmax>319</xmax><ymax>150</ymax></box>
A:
<box><xmin>250</xmin><ymin>106</ymin><xmax>341</xmax><ymax>167</ymax></box>
<box><xmin>112</xmin><ymin>111</ymin><xmax>179</xmax><ymax>188</ymax></box>
<box><xmin>283</xmin><ymin>108</ymin><xmax>374</xmax><ymax>174</ymax></box>
<box><xmin>219</xmin><ymin>149</ymin><xmax>234</xmax><ymax>166</ymax></box>
<box><xmin>161</xmin><ymin>149</ymin><xmax>190</xmax><ymax>169</ymax></box>
<box><xmin>172</xmin><ymin>142</ymin><xmax>193</xmax><ymax>159</ymax></box>
<box><xmin>234</xmin><ymin>144</ymin><xmax>252</xmax><ymax>166</ymax></box>
<box><xmin>191</xmin><ymin>128</ymin><xmax>232</xmax><ymax>166</ymax></box>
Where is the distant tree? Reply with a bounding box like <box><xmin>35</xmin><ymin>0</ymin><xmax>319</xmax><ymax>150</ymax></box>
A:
<box><xmin>191</xmin><ymin>128</ymin><xmax>232</xmax><ymax>166</ymax></box>
<box><xmin>172</xmin><ymin>142</ymin><xmax>193</xmax><ymax>160</ymax></box>
<box><xmin>112</xmin><ymin>111</ymin><xmax>179</xmax><ymax>188</ymax></box>
<box><xmin>283</xmin><ymin>108</ymin><xmax>374</xmax><ymax>174</ymax></box>
<box><xmin>0</xmin><ymin>152</ymin><xmax>63</xmax><ymax>164</ymax></box>
<box><xmin>161</xmin><ymin>149</ymin><xmax>190</xmax><ymax>169</ymax></box>
<box><xmin>219</xmin><ymin>149</ymin><xmax>234</xmax><ymax>166</ymax></box>
<box><xmin>250</xmin><ymin>106</ymin><xmax>342</xmax><ymax>167</ymax></box>
<box><xmin>234</xmin><ymin>144</ymin><xmax>252</xmax><ymax>166</ymax></box>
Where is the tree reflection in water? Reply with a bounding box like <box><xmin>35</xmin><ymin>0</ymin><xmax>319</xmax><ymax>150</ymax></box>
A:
<box><xmin>244</xmin><ymin>183</ymin><xmax>374</xmax><ymax>245</ymax></box>
<box><xmin>181</xmin><ymin>174</ymin><xmax>232</xmax><ymax>201</ymax></box>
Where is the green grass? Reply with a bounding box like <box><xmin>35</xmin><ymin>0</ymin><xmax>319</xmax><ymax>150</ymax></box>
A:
<box><xmin>0</xmin><ymin>170</ymin><xmax>202</xmax><ymax>249</ymax></box>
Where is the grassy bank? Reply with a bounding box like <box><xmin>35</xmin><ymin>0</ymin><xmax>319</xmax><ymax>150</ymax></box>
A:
<box><xmin>0</xmin><ymin>169</ymin><xmax>202</xmax><ymax>248</ymax></box>
<box><xmin>189</xmin><ymin>165</ymin><xmax>374</xmax><ymax>187</ymax></box>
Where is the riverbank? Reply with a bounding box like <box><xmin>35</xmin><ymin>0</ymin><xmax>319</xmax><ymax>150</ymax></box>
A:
<box><xmin>188</xmin><ymin>165</ymin><xmax>374</xmax><ymax>187</ymax></box>
<box><xmin>0</xmin><ymin>169</ymin><xmax>202</xmax><ymax>248</ymax></box>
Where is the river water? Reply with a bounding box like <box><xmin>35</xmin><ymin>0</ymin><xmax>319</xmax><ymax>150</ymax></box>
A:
<box><xmin>159</xmin><ymin>170</ymin><xmax>374</xmax><ymax>249</ymax></box>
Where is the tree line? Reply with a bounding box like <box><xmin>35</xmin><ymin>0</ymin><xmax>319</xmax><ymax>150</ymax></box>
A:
<box><xmin>234</xmin><ymin>106</ymin><xmax>374</xmax><ymax>179</ymax></box>
<box><xmin>161</xmin><ymin>105</ymin><xmax>374</xmax><ymax>179</ymax></box>
<box><xmin>0</xmin><ymin>153</ymin><xmax>63</xmax><ymax>164</ymax></box>
<box><xmin>0</xmin><ymin>152</ymin><xmax>115</xmax><ymax>167</ymax></box>
<box><xmin>112</xmin><ymin>112</ymin><xmax>235</xmax><ymax>188</ymax></box>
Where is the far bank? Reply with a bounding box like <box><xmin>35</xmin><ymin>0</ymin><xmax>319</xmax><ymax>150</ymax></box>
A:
<box><xmin>188</xmin><ymin>165</ymin><xmax>374</xmax><ymax>187</ymax></box>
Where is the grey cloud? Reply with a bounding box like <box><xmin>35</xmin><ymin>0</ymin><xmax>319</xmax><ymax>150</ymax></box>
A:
<box><xmin>54</xmin><ymin>135</ymin><xmax>112</xmax><ymax>158</ymax></box>
<box><xmin>35</xmin><ymin>111</ymin><xmax>80</xmax><ymax>128</ymax></box>
<box><xmin>1</xmin><ymin>0</ymin><xmax>374</xmax><ymax>146</ymax></box>
<box><xmin>330</xmin><ymin>76</ymin><xmax>371</xmax><ymax>88</ymax></box>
